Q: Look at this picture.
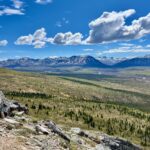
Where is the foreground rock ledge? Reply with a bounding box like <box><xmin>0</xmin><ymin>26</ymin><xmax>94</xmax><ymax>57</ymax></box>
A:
<box><xmin>0</xmin><ymin>91</ymin><xmax>28</xmax><ymax>118</ymax></box>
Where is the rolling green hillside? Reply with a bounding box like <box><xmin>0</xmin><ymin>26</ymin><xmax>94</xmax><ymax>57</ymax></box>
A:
<box><xmin>0</xmin><ymin>68</ymin><xmax>150</xmax><ymax>148</ymax></box>
<box><xmin>0</xmin><ymin>68</ymin><xmax>150</xmax><ymax>111</ymax></box>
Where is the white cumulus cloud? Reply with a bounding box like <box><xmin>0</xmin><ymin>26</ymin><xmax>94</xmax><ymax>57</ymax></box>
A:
<box><xmin>15</xmin><ymin>34</ymin><xmax>33</xmax><ymax>45</ymax></box>
<box><xmin>15</xmin><ymin>29</ymin><xmax>83</xmax><ymax>47</ymax></box>
<box><xmin>0</xmin><ymin>40</ymin><xmax>8</xmax><ymax>46</ymax></box>
<box><xmin>86</xmin><ymin>9</ymin><xmax>150</xmax><ymax>44</ymax></box>
<box><xmin>15</xmin><ymin>28</ymin><xmax>47</xmax><ymax>48</ymax></box>
<box><xmin>52</xmin><ymin>32</ymin><xmax>83</xmax><ymax>45</ymax></box>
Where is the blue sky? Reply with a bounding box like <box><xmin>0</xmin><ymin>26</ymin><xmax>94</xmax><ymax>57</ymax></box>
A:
<box><xmin>0</xmin><ymin>0</ymin><xmax>150</xmax><ymax>60</ymax></box>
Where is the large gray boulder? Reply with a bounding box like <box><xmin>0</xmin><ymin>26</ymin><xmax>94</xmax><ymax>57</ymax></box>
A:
<box><xmin>0</xmin><ymin>91</ymin><xmax>28</xmax><ymax>118</ymax></box>
<box><xmin>99</xmin><ymin>134</ymin><xmax>142</xmax><ymax>150</ymax></box>
<box><xmin>75</xmin><ymin>128</ymin><xmax>142</xmax><ymax>150</ymax></box>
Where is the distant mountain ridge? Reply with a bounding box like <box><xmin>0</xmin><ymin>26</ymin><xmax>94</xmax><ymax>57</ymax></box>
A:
<box><xmin>0</xmin><ymin>56</ymin><xmax>107</xmax><ymax>68</ymax></box>
<box><xmin>114</xmin><ymin>57</ymin><xmax>150</xmax><ymax>67</ymax></box>
<box><xmin>0</xmin><ymin>55</ymin><xmax>150</xmax><ymax>69</ymax></box>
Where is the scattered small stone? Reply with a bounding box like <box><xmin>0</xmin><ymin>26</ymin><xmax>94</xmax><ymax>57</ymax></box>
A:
<box><xmin>6</xmin><ymin>124</ymin><xmax>15</xmax><ymax>130</ymax></box>
<box><xmin>35</xmin><ymin>125</ymin><xmax>49</xmax><ymax>135</ymax></box>
<box><xmin>4</xmin><ymin>118</ymin><xmax>20</xmax><ymax>124</ymax></box>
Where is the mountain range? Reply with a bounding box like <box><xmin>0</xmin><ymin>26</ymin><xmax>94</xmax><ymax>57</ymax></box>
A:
<box><xmin>114</xmin><ymin>57</ymin><xmax>150</xmax><ymax>67</ymax></box>
<box><xmin>0</xmin><ymin>55</ymin><xmax>150</xmax><ymax>70</ymax></box>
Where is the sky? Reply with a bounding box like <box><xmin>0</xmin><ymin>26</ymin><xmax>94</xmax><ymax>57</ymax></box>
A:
<box><xmin>0</xmin><ymin>0</ymin><xmax>150</xmax><ymax>60</ymax></box>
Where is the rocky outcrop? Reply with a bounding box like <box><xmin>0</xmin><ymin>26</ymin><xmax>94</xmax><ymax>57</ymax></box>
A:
<box><xmin>0</xmin><ymin>91</ymin><xmax>28</xmax><ymax>118</ymax></box>
<box><xmin>76</xmin><ymin>129</ymin><xmax>100</xmax><ymax>144</ymax></box>
<box><xmin>99</xmin><ymin>134</ymin><xmax>142</xmax><ymax>150</ymax></box>
<box><xmin>45</xmin><ymin>120</ymin><xmax>70</xmax><ymax>142</ymax></box>
<box><xmin>70</xmin><ymin>128</ymin><xmax>142</xmax><ymax>150</ymax></box>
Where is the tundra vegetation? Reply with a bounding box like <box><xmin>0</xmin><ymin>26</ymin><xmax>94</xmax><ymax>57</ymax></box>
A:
<box><xmin>0</xmin><ymin>68</ymin><xmax>150</xmax><ymax>149</ymax></box>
